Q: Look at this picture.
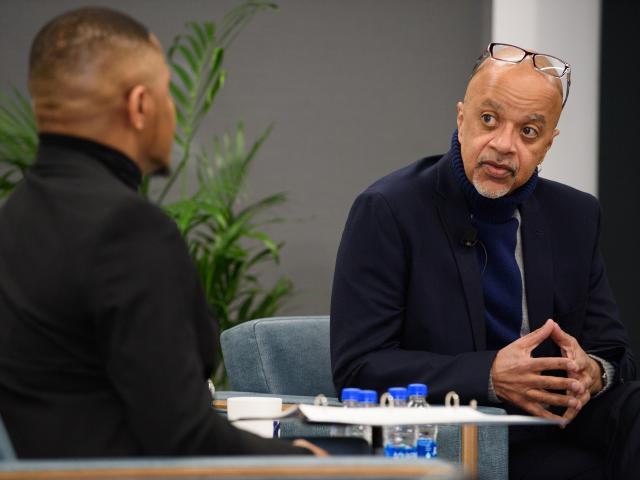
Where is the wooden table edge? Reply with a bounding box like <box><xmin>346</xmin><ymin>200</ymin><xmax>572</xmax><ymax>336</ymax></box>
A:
<box><xmin>0</xmin><ymin>463</ymin><xmax>457</xmax><ymax>479</ymax></box>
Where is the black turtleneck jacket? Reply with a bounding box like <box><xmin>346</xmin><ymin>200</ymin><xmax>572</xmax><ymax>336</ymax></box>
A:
<box><xmin>0</xmin><ymin>134</ymin><xmax>305</xmax><ymax>458</ymax></box>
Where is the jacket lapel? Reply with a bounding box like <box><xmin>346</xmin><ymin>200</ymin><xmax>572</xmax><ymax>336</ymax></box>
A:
<box><xmin>520</xmin><ymin>195</ymin><xmax>555</xmax><ymax>355</ymax></box>
<box><xmin>434</xmin><ymin>154</ymin><xmax>486</xmax><ymax>351</ymax></box>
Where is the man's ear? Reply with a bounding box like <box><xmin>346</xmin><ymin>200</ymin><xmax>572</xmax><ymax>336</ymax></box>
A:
<box><xmin>126</xmin><ymin>85</ymin><xmax>148</xmax><ymax>131</ymax></box>
<box><xmin>545</xmin><ymin>128</ymin><xmax>560</xmax><ymax>153</ymax></box>
<box><xmin>456</xmin><ymin>101</ymin><xmax>464</xmax><ymax>139</ymax></box>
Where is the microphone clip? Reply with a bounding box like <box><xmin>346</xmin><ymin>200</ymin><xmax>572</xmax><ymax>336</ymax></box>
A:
<box><xmin>460</xmin><ymin>226</ymin><xmax>478</xmax><ymax>248</ymax></box>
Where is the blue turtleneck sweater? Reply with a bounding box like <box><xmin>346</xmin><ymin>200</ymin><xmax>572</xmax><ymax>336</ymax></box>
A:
<box><xmin>450</xmin><ymin>131</ymin><xmax>538</xmax><ymax>349</ymax></box>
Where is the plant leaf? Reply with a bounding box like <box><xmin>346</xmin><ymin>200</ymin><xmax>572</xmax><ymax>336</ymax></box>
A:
<box><xmin>172</xmin><ymin>62</ymin><xmax>194</xmax><ymax>92</ymax></box>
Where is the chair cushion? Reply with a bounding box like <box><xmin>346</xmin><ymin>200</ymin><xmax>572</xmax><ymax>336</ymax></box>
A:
<box><xmin>0</xmin><ymin>413</ymin><xmax>16</xmax><ymax>460</ymax></box>
<box><xmin>221</xmin><ymin>316</ymin><xmax>336</xmax><ymax>397</ymax></box>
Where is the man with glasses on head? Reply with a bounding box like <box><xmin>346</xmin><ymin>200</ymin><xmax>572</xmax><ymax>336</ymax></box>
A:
<box><xmin>331</xmin><ymin>43</ymin><xmax>639</xmax><ymax>479</ymax></box>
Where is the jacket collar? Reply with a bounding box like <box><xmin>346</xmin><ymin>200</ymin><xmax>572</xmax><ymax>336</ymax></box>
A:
<box><xmin>520</xmin><ymin>193</ymin><xmax>555</xmax><ymax>355</ymax></box>
<box><xmin>38</xmin><ymin>133</ymin><xmax>142</xmax><ymax>191</ymax></box>
<box><xmin>435</xmin><ymin>151</ymin><xmax>486</xmax><ymax>350</ymax></box>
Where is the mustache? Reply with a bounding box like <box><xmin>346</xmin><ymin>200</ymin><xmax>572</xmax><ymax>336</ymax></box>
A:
<box><xmin>477</xmin><ymin>157</ymin><xmax>517</xmax><ymax>176</ymax></box>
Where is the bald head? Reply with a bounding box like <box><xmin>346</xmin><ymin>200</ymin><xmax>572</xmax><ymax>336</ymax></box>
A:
<box><xmin>456</xmin><ymin>56</ymin><xmax>563</xmax><ymax>199</ymax></box>
<box><xmin>469</xmin><ymin>55</ymin><xmax>564</xmax><ymax>106</ymax></box>
<box><xmin>29</xmin><ymin>7</ymin><xmax>151</xmax><ymax>81</ymax></box>
<box><xmin>29</xmin><ymin>7</ymin><xmax>163</xmax><ymax>127</ymax></box>
<box><xmin>28</xmin><ymin>7</ymin><xmax>176</xmax><ymax>175</ymax></box>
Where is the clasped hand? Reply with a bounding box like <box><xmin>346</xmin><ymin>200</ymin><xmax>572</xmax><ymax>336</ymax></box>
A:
<box><xmin>491</xmin><ymin>319</ymin><xmax>603</xmax><ymax>425</ymax></box>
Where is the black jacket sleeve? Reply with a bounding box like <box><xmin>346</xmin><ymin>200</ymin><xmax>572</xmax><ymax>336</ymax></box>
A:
<box><xmin>581</xmin><ymin>204</ymin><xmax>636</xmax><ymax>384</ymax></box>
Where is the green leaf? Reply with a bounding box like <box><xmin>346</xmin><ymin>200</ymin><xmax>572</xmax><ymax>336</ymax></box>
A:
<box><xmin>250</xmin><ymin>278</ymin><xmax>294</xmax><ymax>319</ymax></box>
<box><xmin>247</xmin><ymin>231</ymin><xmax>279</xmax><ymax>259</ymax></box>
<box><xmin>169</xmin><ymin>82</ymin><xmax>189</xmax><ymax>109</ymax></box>
<box><xmin>0</xmin><ymin>87</ymin><xmax>37</xmax><ymax>195</ymax></box>
<box><xmin>236</xmin><ymin>295</ymin><xmax>255</xmax><ymax>323</ymax></box>
<box><xmin>247</xmin><ymin>247</ymin><xmax>275</xmax><ymax>268</ymax></box>
<box><xmin>172</xmin><ymin>62</ymin><xmax>194</xmax><ymax>92</ymax></box>
<box><xmin>184</xmin><ymin>34</ymin><xmax>203</xmax><ymax>59</ymax></box>
<box><xmin>197</xmin><ymin>72</ymin><xmax>225</xmax><ymax>121</ymax></box>
<box><xmin>237</xmin><ymin>192</ymin><xmax>287</xmax><ymax>219</ymax></box>
<box><xmin>189</xmin><ymin>21</ymin><xmax>208</xmax><ymax>50</ymax></box>
<box><xmin>174</xmin><ymin>105</ymin><xmax>187</xmax><ymax>130</ymax></box>
<box><xmin>210</xmin><ymin>47</ymin><xmax>225</xmax><ymax>76</ymax></box>
<box><xmin>177</xmin><ymin>45</ymin><xmax>198</xmax><ymax>73</ymax></box>
<box><xmin>204</xmin><ymin>21</ymin><xmax>215</xmax><ymax>41</ymax></box>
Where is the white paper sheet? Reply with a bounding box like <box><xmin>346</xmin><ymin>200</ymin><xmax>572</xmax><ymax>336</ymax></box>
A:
<box><xmin>297</xmin><ymin>405</ymin><xmax>560</xmax><ymax>426</ymax></box>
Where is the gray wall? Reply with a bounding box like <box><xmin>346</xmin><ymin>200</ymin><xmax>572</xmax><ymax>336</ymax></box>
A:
<box><xmin>0</xmin><ymin>0</ymin><xmax>490</xmax><ymax>315</ymax></box>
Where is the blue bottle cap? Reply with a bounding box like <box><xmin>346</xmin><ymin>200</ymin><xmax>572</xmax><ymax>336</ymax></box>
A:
<box><xmin>341</xmin><ymin>387</ymin><xmax>361</xmax><ymax>402</ymax></box>
<box><xmin>359</xmin><ymin>389</ymin><xmax>378</xmax><ymax>404</ymax></box>
<box><xmin>407</xmin><ymin>383</ymin><xmax>428</xmax><ymax>397</ymax></box>
<box><xmin>387</xmin><ymin>387</ymin><xmax>408</xmax><ymax>401</ymax></box>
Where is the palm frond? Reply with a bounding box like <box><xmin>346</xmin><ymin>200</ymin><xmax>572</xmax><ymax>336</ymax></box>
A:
<box><xmin>0</xmin><ymin>88</ymin><xmax>37</xmax><ymax>199</ymax></box>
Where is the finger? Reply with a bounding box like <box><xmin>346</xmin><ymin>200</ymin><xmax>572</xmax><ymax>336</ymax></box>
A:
<box><xmin>561</xmin><ymin>390</ymin><xmax>590</xmax><ymax>423</ymax></box>
<box><xmin>571</xmin><ymin>354</ymin><xmax>600</xmax><ymax>381</ymax></box>
<box><xmin>550</xmin><ymin>324</ymin><xmax>578</xmax><ymax>353</ymax></box>
<box><xmin>521</xmin><ymin>400</ymin><xmax>567</xmax><ymax>423</ymax></box>
<box><xmin>528</xmin><ymin>357</ymin><xmax>578</xmax><ymax>373</ymax></box>
<box><xmin>561</xmin><ymin>406</ymin><xmax>579</xmax><ymax>426</ymax></box>
<box><xmin>292</xmin><ymin>439</ymin><xmax>330</xmax><ymax>457</ymax></box>
<box><xmin>573</xmin><ymin>389</ymin><xmax>591</xmax><ymax>411</ymax></box>
<box><xmin>526</xmin><ymin>388</ymin><xmax>579</xmax><ymax>408</ymax></box>
<box><xmin>528</xmin><ymin>375</ymin><xmax>583</xmax><ymax>394</ymax></box>
<box><xmin>518</xmin><ymin>319</ymin><xmax>556</xmax><ymax>349</ymax></box>
<box><xmin>573</xmin><ymin>350</ymin><xmax>594</xmax><ymax>371</ymax></box>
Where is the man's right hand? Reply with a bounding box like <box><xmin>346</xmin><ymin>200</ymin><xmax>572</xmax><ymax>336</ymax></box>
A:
<box><xmin>490</xmin><ymin>319</ymin><xmax>585</xmax><ymax>423</ymax></box>
<box><xmin>292</xmin><ymin>439</ymin><xmax>330</xmax><ymax>456</ymax></box>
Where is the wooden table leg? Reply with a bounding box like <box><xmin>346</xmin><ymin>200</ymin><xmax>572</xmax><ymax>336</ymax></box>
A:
<box><xmin>461</xmin><ymin>424</ymin><xmax>478</xmax><ymax>479</ymax></box>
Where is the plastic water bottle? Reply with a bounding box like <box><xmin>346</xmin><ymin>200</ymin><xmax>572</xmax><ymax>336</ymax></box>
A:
<box><xmin>407</xmin><ymin>383</ymin><xmax>438</xmax><ymax>458</ymax></box>
<box><xmin>355</xmin><ymin>389</ymin><xmax>378</xmax><ymax>443</ymax></box>
<box><xmin>360</xmin><ymin>389</ymin><xmax>378</xmax><ymax>406</ymax></box>
<box><xmin>383</xmin><ymin>387</ymin><xmax>416</xmax><ymax>458</ymax></box>
<box><xmin>341</xmin><ymin>388</ymin><xmax>361</xmax><ymax>408</ymax></box>
<box><xmin>332</xmin><ymin>387</ymin><xmax>361</xmax><ymax>437</ymax></box>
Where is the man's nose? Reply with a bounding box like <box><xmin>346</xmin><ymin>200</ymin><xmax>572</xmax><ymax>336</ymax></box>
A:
<box><xmin>489</xmin><ymin>125</ymin><xmax>516</xmax><ymax>155</ymax></box>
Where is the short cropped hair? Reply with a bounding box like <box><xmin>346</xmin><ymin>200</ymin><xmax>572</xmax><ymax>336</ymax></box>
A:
<box><xmin>29</xmin><ymin>7</ymin><xmax>153</xmax><ymax>90</ymax></box>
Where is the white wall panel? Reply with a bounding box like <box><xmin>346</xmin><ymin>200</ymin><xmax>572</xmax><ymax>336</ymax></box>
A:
<box><xmin>492</xmin><ymin>0</ymin><xmax>601</xmax><ymax>195</ymax></box>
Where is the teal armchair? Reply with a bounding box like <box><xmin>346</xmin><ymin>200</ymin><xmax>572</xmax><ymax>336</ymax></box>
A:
<box><xmin>0</xmin><ymin>414</ymin><xmax>15</xmax><ymax>461</ymax></box>
<box><xmin>220</xmin><ymin>316</ymin><xmax>508</xmax><ymax>480</ymax></box>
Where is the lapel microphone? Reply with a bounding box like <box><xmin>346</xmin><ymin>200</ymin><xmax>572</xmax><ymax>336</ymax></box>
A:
<box><xmin>461</xmin><ymin>226</ymin><xmax>478</xmax><ymax>248</ymax></box>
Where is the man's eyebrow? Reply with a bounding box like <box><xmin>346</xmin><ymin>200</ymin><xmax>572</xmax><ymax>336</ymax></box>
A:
<box><xmin>527</xmin><ymin>113</ymin><xmax>547</xmax><ymax>125</ymax></box>
<box><xmin>480</xmin><ymin>99</ymin><xmax>503</xmax><ymax>111</ymax></box>
<box><xmin>479</xmin><ymin>99</ymin><xmax>547</xmax><ymax>125</ymax></box>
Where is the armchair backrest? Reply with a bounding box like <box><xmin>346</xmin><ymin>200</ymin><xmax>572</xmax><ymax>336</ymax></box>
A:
<box><xmin>0</xmin><ymin>413</ymin><xmax>16</xmax><ymax>460</ymax></box>
<box><xmin>221</xmin><ymin>316</ymin><xmax>336</xmax><ymax>397</ymax></box>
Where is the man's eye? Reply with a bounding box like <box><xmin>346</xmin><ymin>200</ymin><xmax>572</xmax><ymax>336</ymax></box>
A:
<box><xmin>522</xmin><ymin>126</ymin><xmax>538</xmax><ymax>138</ymax></box>
<box><xmin>481</xmin><ymin>114</ymin><xmax>496</xmax><ymax>126</ymax></box>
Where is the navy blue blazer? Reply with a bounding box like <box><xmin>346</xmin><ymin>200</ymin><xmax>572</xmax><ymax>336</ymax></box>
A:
<box><xmin>330</xmin><ymin>151</ymin><xmax>636</xmax><ymax>406</ymax></box>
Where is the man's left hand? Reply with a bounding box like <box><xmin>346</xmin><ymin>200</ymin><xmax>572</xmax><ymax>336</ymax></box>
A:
<box><xmin>550</xmin><ymin>322</ymin><xmax>603</xmax><ymax>424</ymax></box>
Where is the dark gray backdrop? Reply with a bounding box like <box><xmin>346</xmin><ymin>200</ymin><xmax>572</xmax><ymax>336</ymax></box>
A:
<box><xmin>599</xmin><ymin>1</ymin><xmax>640</xmax><ymax>361</ymax></box>
<box><xmin>0</xmin><ymin>0</ymin><xmax>490</xmax><ymax>315</ymax></box>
